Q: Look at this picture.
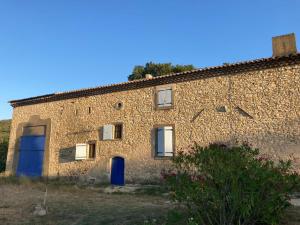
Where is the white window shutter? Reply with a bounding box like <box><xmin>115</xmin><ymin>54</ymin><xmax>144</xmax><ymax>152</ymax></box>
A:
<box><xmin>164</xmin><ymin>127</ymin><xmax>173</xmax><ymax>156</ymax></box>
<box><xmin>157</xmin><ymin>90</ymin><xmax>165</xmax><ymax>106</ymax></box>
<box><xmin>156</xmin><ymin>126</ymin><xmax>173</xmax><ymax>156</ymax></box>
<box><xmin>157</xmin><ymin>88</ymin><xmax>172</xmax><ymax>107</ymax></box>
<box><xmin>164</xmin><ymin>89</ymin><xmax>172</xmax><ymax>106</ymax></box>
<box><xmin>75</xmin><ymin>143</ymin><xmax>87</xmax><ymax>160</ymax></box>
<box><xmin>103</xmin><ymin>124</ymin><xmax>114</xmax><ymax>140</ymax></box>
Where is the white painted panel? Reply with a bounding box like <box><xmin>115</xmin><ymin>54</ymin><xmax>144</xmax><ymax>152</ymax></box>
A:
<box><xmin>157</xmin><ymin>88</ymin><xmax>172</xmax><ymax>107</ymax></box>
<box><xmin>75</xmin><ymin>143</ymin><xmax>87</xmax><ymax>160</ymax></box>
<box><xmin>157</xmin><ymin>128</ymin><xmax>165</xmax><ymax>156</ymax></box>
<box><xmin>164</xmin><ymin>127</ymin><xmax>173</xmax><ymax>156</ymax></box>
<box><xmin>103</xmin><ymin>124</ymin><xmax>114</xmax><ymax>140</ymax></box>
<box><xmin>157</xmin><ymin>90</ymin><xmax>165</xmax><ymax>106</ymax></box>
<box><xmin>156</xmin><ymin>126</ymin><xmax>173</xmax><ymax>157</ymax></box>
<box><xmin>164</xmin><ymin>89</ymin><xmax>172</xmax><ymax>106</ymax></box>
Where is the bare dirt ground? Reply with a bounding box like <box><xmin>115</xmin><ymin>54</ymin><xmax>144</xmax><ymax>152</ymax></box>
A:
<box><xmin>1</xmin><ymin>181</ymin><xmax>300</xmax><ymax>225</ymax></box>
<box><xmin>0</xmin><ymin>183</ymin><xmax>169</xmax><ymax>225</ymax></box>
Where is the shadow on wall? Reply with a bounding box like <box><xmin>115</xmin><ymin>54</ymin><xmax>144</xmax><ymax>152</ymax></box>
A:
<box><xmin>59</xmin><ymin>147</ymin><xmax>76</xmax><ymax>163</ymax></box>
<box><xmin>37</xmin><ymin>117</ymin><xmax>300</xmax><ymax>182</ymax></box>
<box><xmin>222</xmin><ymin>118</ymin><xmax>300</xmax><ymax>173</ymax></box>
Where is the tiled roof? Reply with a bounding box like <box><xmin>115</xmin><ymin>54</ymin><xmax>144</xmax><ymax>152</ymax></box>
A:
<box><xmin>10</xmin><ymin>53</ymin><xmax>300</xmax><ymax>107</ymax></box>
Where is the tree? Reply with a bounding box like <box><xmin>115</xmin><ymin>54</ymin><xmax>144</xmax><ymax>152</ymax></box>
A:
<box><xmin>0</xmin><ymin>139</ymin><xmax>8</xmax><ymax>172</ymax></box>
<box><xmin>128</xmin><ymin>62</ymin><xmax>196</xmax><ymax>81</ymax></box>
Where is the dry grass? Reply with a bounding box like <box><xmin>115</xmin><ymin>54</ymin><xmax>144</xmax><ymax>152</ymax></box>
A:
<box><xmin>0</xmin><ymin>182</ymin><xmax>169</xmax><ymax>225</ymax></box>
<box><xmin>1</xmin><ymin>180</ymin><xmax>300</xmax><ymax>225</ymax></box>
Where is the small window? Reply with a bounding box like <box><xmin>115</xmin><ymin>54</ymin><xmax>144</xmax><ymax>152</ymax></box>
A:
<box><xmin>157</xmin><ymin>87</ymin><xmax>173</xmax><ymax>108</ymax></box>
<box><xmin>88</xmin><ymin>143</ymin><xmax>96</xmax><ymax>159</ymax></box>
<box><xmin>103</xmin><ymin>124</ymin><xmax>123</xmax><ymax>140</ymax></box>
<box><xmin>88</xmin><ymin>107</ymin><xmax>92</xmax><ymax>114</ymax></box>
<box><xmin>114</xmin><ymin>124</ymin><xmax>123</xmax><ymax>139</ymax></box>
<box><xmin>115</xmin><ymin>102</ymin><xmax>124</xmax><ymax>110</ymax></box>
<box><xmin>155</xmin><ymin>126</ymin><xmax>174</xmax><ymax>157</ymax></box>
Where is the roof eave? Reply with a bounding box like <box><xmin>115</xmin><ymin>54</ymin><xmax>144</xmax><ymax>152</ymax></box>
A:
<box><xmin>9</xmin><ymin>53</ymin><xmax>300</xmax><ymax>108</ymax></box>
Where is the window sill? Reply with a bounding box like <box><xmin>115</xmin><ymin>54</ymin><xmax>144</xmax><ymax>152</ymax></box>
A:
<box><xmin>156</xmin><ymin>106</ymin><xmax>174</xmax><ymax>110</ymax></box>
<box><xmin>75</xmin><ymin>158</ymin><xmax>96</xmax><ymax>161</ymax></box>
<box><xmin>102</xmin><ymin>138</ymin><xmax>123</xmax><ymax>142</ymax></box>
<box><xmin>154</xmin><ymin>156</ymin><xmax>174</xmax><ymax>160</ymax></box>
<box><xmin>86</xmin><ymin>158</ymin><xmax>96</xmax><ymax>161</ymax></box>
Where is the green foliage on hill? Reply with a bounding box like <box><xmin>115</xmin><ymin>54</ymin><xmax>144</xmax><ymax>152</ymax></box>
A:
<box><xmin>0</xmin><ymin>119</ymin><xmax>11</xmax><ymax>142</ymax></box>
<box><xmin>128</xmin><ymin>62</ymin><xmax>196</xmax><ymax>81</ymax></box>
<box><xmin>0</xmin><ymin>139</ymin><xmax>8</xmax><ymax>172</ymax></box>
<box><xmin>0</xmin><ymin>119</ymin><xmax>11</xmax><ymax>172</ymax></box>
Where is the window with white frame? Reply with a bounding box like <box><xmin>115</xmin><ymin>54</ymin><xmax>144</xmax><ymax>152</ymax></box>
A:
<box><xmin>75</xmin><ymin>142</ymin><xmax>96</xmax><ymax>160</ymax></box>
<box><xmin>155</xmin><ymin>126</ymin><xmax>174</xmax><ymax>157</ymax></box>
<box><xmin>103</xmin><ymin>124</ymin><xmax>123</xmax><ymax>140</ymax></box>
<box><xmin>157</xmin><ymin>87</ymin><xmax>172</xmax><ymax>108</ymax></box>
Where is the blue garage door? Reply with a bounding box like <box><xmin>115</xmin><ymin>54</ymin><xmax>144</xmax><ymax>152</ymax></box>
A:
<box><xmin>16</xmin><ymin>135</ymin><xmax>45</xmax><ymax>177</ymax></box>
<box><xmin>111</xmin><ymin>157</ymin><xmax>125</xmax><ymax>186</ymax></box>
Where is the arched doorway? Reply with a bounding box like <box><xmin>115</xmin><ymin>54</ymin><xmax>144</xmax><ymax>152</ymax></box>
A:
<box><xmin>111</xmin><ymin>156</ymin><xmax>125</xmax><ymax>185</ymax></box>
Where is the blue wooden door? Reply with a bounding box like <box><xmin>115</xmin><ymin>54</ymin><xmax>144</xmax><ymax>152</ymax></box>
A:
<box><xmin>111</xmin><ymin>157</ymin><xmax>125</xmax><ymax>185</ymax></box>
<box><xmin>16</xmin><ymin>136</ymin><xmax>45</xmax><ymax>177</ymax></box>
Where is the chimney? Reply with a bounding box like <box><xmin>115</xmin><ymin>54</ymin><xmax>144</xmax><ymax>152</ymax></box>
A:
<box><xmin>145</xmin><ymin>74</ymin><xmax>153</xmax><ymax>79</ymax></box>
<box><xmin>272</xmin><ymin>33</ymin><xmax>297</xmax><ymax>57</ymax></box>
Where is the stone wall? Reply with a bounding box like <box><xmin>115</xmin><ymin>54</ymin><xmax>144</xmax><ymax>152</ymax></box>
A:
<box><xmin>6</xmin><ymin>64</ymin><xmax>300</xmax><ymax>183</ymax></box>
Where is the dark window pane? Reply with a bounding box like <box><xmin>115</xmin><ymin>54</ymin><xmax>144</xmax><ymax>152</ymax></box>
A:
<box><xmin>89</xmin><ymin>143</ymin><xmax>96</xmax><ymax>158</ymax></box>
<box><xmin>114</xmin><ymin>124</ymin><xmax>123</xmax><ymax>139</ymax></box>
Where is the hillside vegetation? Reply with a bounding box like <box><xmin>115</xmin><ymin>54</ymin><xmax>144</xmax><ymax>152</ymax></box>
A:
<box><xmin>0</xmin><ymin>119</ymin><xmax>11</xmax><ymax>141</ymax></box>
<box><xmin>0</xmin><ymin>119</ymin><xmax>10</xmax><ymax>172</ymax></box>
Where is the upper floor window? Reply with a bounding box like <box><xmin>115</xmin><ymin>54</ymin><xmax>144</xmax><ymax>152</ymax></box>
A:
<box><xmin>103</xmin><ymin>123</ymin><xmax>123</xmax><ymax>140</ymax></box>
<box><xmin>155</xmin><ymin>126</ymin><xmax>174</xmax><ymax>157</ymax></box>
<box><xmin>156</xmin><ymin>86</ymin><xmax>173</xmax><ymax>109</ymax></box>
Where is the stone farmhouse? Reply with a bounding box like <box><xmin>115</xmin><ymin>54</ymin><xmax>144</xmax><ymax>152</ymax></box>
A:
<box><xmin>5</xmin><ymin>34</ymin><xmax>300</xmax><ymax>184</ymax></box>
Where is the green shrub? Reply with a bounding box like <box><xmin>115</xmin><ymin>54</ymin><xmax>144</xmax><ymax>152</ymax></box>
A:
<box><xmin>0</xmin><ymin>139</ymin><xmax>8</xmax><ymax>172</ymax></box>
<box><xmin>163</xmin><ymin>144</ymin><xmax>300</xmax><ymax>225</ymax></box>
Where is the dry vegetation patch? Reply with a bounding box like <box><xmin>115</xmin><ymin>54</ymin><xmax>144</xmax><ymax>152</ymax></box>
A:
<box><xmin>1</xmin><ymin>180</ymin><xmax>300</xmax><ymax>225</ymax></box>
<box><xmin>0</xmin><ymin>182</ymin><xmax>169</xmax><ymax>225</ymax></box>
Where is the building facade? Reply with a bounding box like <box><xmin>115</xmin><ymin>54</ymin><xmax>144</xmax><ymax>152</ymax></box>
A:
<box><xmin>5</xmin><ymin>34</ymin><xmax>300</xmax><ymax>184</ymax></box>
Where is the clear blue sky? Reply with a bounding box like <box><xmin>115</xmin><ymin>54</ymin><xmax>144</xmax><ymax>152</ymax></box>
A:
<box><xmin>0</xmin><ymin>0</ymin><xmax>299</xmax><ymax>119</ymax></box>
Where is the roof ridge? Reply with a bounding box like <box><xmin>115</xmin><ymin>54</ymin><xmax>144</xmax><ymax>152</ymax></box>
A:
<box><xmin>10</xmin><ymin>53</ymin><xmax>300</xmax><ymax>106</ymax></box>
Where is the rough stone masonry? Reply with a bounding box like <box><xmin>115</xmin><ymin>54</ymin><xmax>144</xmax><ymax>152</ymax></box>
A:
<box><xmin>5</xmin><ymin>34</ymin><xmax>300</xmax><ymax>183</ymax></box>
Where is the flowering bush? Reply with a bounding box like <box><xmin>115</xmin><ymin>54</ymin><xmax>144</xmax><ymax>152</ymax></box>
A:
<box><xmin>163</xmin><ymin>144</ymin><xmax>300</xmax><ymax>225</ymax></box>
